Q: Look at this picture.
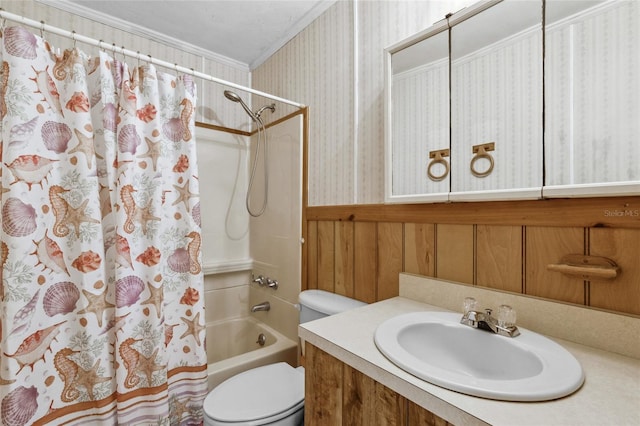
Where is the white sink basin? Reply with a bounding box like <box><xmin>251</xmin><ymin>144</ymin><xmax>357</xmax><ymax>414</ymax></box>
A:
<box><xmin>374</xmin><ymin>311</ymin><xmax>584</xmax><ymax>401</ymax></box>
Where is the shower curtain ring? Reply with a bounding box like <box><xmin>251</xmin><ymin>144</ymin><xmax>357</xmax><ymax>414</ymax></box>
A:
<box><xmin>71</xmin><ymin>30</ymin><xmax>77</xmax><ymax>48</ymax></box>
<box><xmin>40</xmin><ymin>20</ymin><xmax>45</xmax><ymax>38</ymax></box>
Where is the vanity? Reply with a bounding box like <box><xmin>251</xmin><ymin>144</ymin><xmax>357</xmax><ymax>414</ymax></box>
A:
<box><xmin>299</xmin><ymin>274</ymin><xmax>640</xmax><ymax>425</ymax></box>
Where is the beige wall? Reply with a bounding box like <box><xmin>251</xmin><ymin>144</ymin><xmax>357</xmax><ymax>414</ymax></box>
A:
<box><xmin>253</xmin><ymin>0</ymin><xmax>476</xmax><ymax>206</ymax></box>
<box><xmin>249</xmin><ymin>115</ymin><xmax>304</xmax><ymax>341</ymax></box>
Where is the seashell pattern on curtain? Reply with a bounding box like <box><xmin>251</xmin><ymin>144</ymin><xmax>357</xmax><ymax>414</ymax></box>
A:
<box><xmin>0</xmin><ymin>25</ymin><xmax>207</xmax><ymax>425</ymax></box>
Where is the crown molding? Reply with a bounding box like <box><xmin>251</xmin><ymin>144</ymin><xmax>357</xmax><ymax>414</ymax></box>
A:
<box><xmin>249</xmin><ymin>0</ymin><xmax>336</xmax><ymax>70</ymax></box>
<box><xmin>35</xmin><ymin>0</ymin><xmax>250</xmax><ymax>72</ymax></box>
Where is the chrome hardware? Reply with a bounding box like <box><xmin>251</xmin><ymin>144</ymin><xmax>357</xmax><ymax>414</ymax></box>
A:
<box><xmin>252</xmin><ymin>274</ymin><xmax>267</xmax><ymax>286</ymax></box>
<box><xmin>252</xmin><ymin>273</ymin><xmax>279</xmax><ymax>290</ymax></box>
<box><xmin>251</xmin><ymin>301</ymin><xmax>270</xmax><ymax>312</ymax></box>
<box><xmin>266</xmin><ymin>278</ymin><xmax>278</xmax><ymax>290</ymax></box>
<box><xmin>460</xmin><ymin>297</ymin><xmax>520</xmax><ymax>337</ymax></box>
<box><xmin>256</xmin><ymin>333</ymin><xmax>266</xmax><ymax>346</ymax></box>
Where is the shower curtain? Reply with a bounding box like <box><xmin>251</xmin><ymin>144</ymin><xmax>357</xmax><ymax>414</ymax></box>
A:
<box><xmin>0</xmin><ymin>26</ymin><xmax>207</xmax><ymax>425</ymax></box>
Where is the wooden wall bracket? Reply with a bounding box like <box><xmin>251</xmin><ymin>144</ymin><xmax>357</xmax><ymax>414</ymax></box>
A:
<box><xmin>547</xmin><ymin>254</ymin><xmax>619</xmax><ymax>280</ymax></box>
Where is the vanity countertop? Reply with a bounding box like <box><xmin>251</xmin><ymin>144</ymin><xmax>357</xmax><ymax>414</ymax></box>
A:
<box><xmin>299</xmin><ymin>295</ymin><xmax>640</xmax><ymax>426</ymax></box>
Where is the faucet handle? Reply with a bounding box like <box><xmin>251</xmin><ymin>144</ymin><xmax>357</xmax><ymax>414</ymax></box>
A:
<box><xmin>463</xmin><ymin>297</ymin><xmax>477</xmax><ymax>314</ymax></box>
<box><xmin>266</xmin><ymin>278</ymin><xmax>278</xmax><ymax>290</ymax></box>
<box><xmin>497</xmin><ymin>304</ymin><xmax>516</xmax><ymax>328</ymax></box>
<box><xmin>252</xmin><ymin>274</ymin><xmax>266</xmax><ymax>286</ymax></box>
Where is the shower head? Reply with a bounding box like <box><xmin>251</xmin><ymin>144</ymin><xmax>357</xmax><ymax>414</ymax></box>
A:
<box><xmin>255</xmin><ymin>103</ymin><xmax>276</xmax><ymax>119</ymax></box>
<box><xmin>224</xmin><ymin>90</ymin><xmax>258</xmax><ymax>121</ymax></box>
<box><xmin>223</xmin><ymin>90</ymin><xmax>243</xmax><ymax>103</ymax></box>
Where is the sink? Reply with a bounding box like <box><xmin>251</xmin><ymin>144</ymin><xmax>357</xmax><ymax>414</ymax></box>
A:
<box><xmin>374</xmin><ymin>311</ymin><xmax>584</xmax><ymax>401</ymax></box>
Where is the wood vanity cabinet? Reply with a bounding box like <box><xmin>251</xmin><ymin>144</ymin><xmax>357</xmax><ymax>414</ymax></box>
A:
<box><xmin>305</xmin><ymin>343</ymin><xmax>452</xmax><ymax>426</ymax></box>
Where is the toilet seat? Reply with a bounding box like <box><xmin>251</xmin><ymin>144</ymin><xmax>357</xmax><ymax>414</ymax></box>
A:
<box><xmin>204</xmin><ymin>362</ymin><xmax>304</xmax><ymax>425</ymax></box>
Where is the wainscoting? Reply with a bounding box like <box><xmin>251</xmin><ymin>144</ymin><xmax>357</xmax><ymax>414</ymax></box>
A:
<box><xmin>302</xmin><ymin>196</ymin><xmax>640</xmax><ymax>316</ymax></box>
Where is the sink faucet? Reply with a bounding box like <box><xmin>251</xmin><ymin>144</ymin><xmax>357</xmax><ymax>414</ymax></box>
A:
<box><xmin>251</xmin><ymin>301</ymin><xmax>270</xmax><ymax>313</ymax></box>
<box><xmin>460</xmin><ymin>297</ymin><xmax>520</xmax><ymax>338</ymax></box>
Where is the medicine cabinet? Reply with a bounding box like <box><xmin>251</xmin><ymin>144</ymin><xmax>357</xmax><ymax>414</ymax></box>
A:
<box><xmin>544</xmin><ymin>0</ymin><xmax>640</xmax><ymax>197</ymax></box>
<box><xmin>384</xmin><ymin>0</ymin><xmax>640</xmax><ymax>203</ymax></box>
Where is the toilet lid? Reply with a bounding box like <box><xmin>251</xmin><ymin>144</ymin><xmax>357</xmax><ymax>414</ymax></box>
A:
<box><xmin>204</xmin><ymin>362</ymin><xmax>304</xmax><ymax>423</ymax></box>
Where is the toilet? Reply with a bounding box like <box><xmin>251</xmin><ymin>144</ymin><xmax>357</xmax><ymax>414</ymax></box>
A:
<box><xmin>203</xmin><ymin>289</ymin><xmax>367</xmax><ymax>426</ymax></box>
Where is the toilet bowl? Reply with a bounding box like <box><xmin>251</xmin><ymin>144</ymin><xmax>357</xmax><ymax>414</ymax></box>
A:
<box><xmin>203</xmin><ymin>290</ymin><xmax>366</xmax><ymax>426</ymax></box>
<box><xmin>203</xmin><ymin>362</ymin><xmax>304</xmax><ymax>426</ymax></box>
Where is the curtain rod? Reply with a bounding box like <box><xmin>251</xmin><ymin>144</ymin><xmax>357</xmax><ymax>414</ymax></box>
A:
<box><xmin>0</xmin><ymin>8</ymin><xmax>306</xmax><ymax>109</ymax></box>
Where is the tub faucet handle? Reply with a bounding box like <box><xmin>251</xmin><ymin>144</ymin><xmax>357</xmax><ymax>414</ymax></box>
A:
<box><xmin>252</xmin><ymin>274</ymin><xmax>266</xmax><ymax>286</ymax></box>
<box><xmin>267</xmin><ymin>278</ymin><xmax>278</xmax><ymax>290</ymax></box>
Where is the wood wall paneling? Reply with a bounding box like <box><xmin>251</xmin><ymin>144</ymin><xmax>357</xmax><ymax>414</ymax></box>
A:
<box><xmin>305</xmin><ymin>197</ymin><xmax>640</xmax><ymax>228</ymax></box>
<box><xmin>335</xmin><ymin>222</ymin><xmax>355</xmax><ymax>297</ymax></box>
<box><xmin>304</xmin><ymin>197</ymin><xmax>640</xmax><ymax>315</ymax></box>
<box><xmin>589</xmin><ymin>228</ymin><xmax>640</xmax><ymax>315</ymax></box>
<box><xmin>525</xmin><ymin>227</ymin><xmax>586</xmax><ymax>305</ymax></box>
<box><xmin>404</xmin><ymin>223</ymin><xmax>436</xmax><ymax>276</ymax></box>
<box><xmin>354</xmin><ymin>222</ymin><xmax>378</xmax><ymax>303</ymax></box>
<box><xmin>317</xmin><ymin>221</ymin><xmax>336</xmax><ymax>292</ymax></box>
<box><xmin>436</xmin><ymin>224</ymin><xmax>474</xmax><ymax>284</ymax></box>
<box><xmin>377</xmin><ymin>223</ymin><xmax>404</xmax><ymax>300</ymax></box>
<box><xmin>306</xmin><ymin>221</ymin><xmax>318</xmax><ymax>290</ymax></box>
<box><xmin>476</xmin><ymin>225</ymin><xmax>523</xmax><ymax>293</ymax></box>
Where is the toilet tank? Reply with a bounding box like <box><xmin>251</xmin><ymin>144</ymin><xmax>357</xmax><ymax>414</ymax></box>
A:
<box><xmin>298</xmin><ymin>290</ymin><xmax>367</xmax><ymax>324</ymax></box>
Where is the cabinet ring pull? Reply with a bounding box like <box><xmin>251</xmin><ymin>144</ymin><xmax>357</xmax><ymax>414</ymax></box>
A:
<box><xmin>427</xmin><ymin>149</ymin><xmax>450</xmax><ymax>182</ymax></box>
<box><xmin>470</xmin><ymin>142</ymin><xmax>495</xmax><ymax>178</ymax></box>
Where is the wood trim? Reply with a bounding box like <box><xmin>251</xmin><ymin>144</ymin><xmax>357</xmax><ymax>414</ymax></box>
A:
<box><xmin>305</xmin><ymin>197</ymin><xmax>640</xmax><ymax>228</ymax></box>
<box><xmin>301</xmin><ymin>108</ymin><xmax>310</xmax><ymax>292</ymax></box>
<box><xmin>195</xmin><ymin>121</ymin><xmax>251</xmax><ymax>136</ymax></box>
<box><xmin>197</xmin><ymin>108</ymin><xmax>306</xmax><ymax>136</ymax></box>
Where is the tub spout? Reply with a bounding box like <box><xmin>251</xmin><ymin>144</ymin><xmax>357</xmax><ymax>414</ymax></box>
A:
<box><xmin>251</xmin><ymin>301</ymin><xmax>270</xmax><ymax>312</ymax></box>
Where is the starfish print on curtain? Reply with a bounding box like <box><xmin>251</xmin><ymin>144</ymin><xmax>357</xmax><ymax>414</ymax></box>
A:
<box><xmin>0</xmin><ymin>25</ymin><xmax>207</xmax><ymax>425</ymax></box>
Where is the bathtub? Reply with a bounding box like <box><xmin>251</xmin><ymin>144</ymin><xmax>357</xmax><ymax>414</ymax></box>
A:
<box><xmin>205</xmin><ymin>316</ymin><xmax>298</xmax><ymax>390</ymax></box>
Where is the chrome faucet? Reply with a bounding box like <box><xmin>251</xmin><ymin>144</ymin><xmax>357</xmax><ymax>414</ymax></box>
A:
<box><xmin>252</xmin><ymin>274</ymin><xmax>267</xmax><ymax>286</ymax></box>
<box><xmin>251</xmin><ymin>301</ymin><xmax>270</xmax><ymax>313</ymax></box>
<box><xmin>460</xmin><ymin>297</ymin><xmax>520</xmax><ymax>338</ymax></box>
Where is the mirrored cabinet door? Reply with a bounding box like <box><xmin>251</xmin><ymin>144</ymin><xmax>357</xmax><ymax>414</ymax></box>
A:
<box><xmin>449</xmin><ymin>0</ymin><xmax>543</xmax><ymax>200</ymax></box>
<box><xmin>387</xmin><ymin>28</ymin><xmax>450</xmax><ymax>203</ymax></box>
<box><xmin>544</xmin><ymin>0</ymin><xmax>640</xmax><ymax>197</ymax></box>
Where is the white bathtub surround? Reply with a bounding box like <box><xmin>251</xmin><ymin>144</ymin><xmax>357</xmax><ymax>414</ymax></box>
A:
<box><xmin>205</xmin><ymin>317</ymin><xmax>297</xmax><ymax>391</ymax></box>
<box><xmin>249</xmin><ymin>283</ymin><xmax>301</xmax><ymax>342</ymax></box>
<box><xmin>248</xmin><ymin>115</ymin><xmax>304</xmax><ymax>342</ymax></box>
<box><xmin>204</xmin><ymin>271</ymin><xmax>251</xmax><ymax>324</ymax></box>
<box><xmin>299</xmin><ymin>274</ymin><xmax>640</xmax><ymax>426</ymax></box>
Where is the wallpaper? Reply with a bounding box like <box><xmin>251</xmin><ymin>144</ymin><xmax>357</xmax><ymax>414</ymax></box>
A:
<box><xmin>253</xmin><ymin>0</ymin><xmax>476</xmax><ymax>206</ymax></box>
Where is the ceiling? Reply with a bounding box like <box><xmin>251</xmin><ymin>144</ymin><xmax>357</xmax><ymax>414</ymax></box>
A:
<box><xmin>44</xmin><ymin>0</ymin><xmax>336</xmax><ymax>70</ymax></box>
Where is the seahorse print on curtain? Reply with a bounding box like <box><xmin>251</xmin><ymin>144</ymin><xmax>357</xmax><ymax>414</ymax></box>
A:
<box><xmin>0</xmin><ymin>25</ymin><xmax>207</xmax><ymax>425</ymax></box>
